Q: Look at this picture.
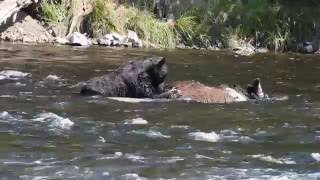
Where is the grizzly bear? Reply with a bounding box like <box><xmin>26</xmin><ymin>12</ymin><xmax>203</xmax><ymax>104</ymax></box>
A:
<box><xmin>162</xmin><ymin>78</ymin><xmax>267</xmax><ymax>103</ymax></box>
<box><xmin>80</xmin><ymin>56</ymin><xmax>167</xmax><ymax>98</ymax></box>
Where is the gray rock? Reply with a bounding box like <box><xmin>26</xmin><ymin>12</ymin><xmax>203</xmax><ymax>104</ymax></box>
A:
<box><xmin>0</xmin><ymin>12</ymin><xmax>54</xmax><ymax>43</ymax></box>
<box><xmin>301</xmin><ymin>42</ymin><xmax>314</xmax><ymax>53</ymax></box>
<box><xmin>104</xmin><ymin>34</ymin><xmax>114</xmax><ymax>41</ymax></box>
<box><xmin>132</xmin><ymin>39</ymin><xmax>143</xmax><ymax>48</ymax></box>
<box><xmin>127</xmin><ymin>30</ymin><xmax>139</xmax><ymax>43</ymax></box>
<box><xmin>123</xmin><ymin>42</ymin><xmax>133</xmax><ymax>48</ymax></box>
<box><xmin>176</xmin><ymin>44</ymin><xmax>186</xmax><ymax>49</ymax></box>
<box><xmin>127</xmin><ymin>30</ymin><xmax>143</xmax><ymax>48</ymax></box>
<box><xmin>97</xmin><ymin>37</ymin><xmax>111</xmax><ymax>46</ymax></box>
<box><xmin>149</xmin><ymin>43</ymin><xmax>158</xmax><ymax>48</ymax></box>
<box><xmin>255</xmin><ymin>47</ymin><xmax>269</xmax><ymax>53</ymax></box>
<box><xmin>111</xmin><ymin>32</ymin><xmax>125</xmax><ymax>42</ymax></box>
<box><xmin>55</xmin><ymin>37</ymin><xmax>69</xmax><ymax>45</ymax></box>
<box><xmin>112</xmin><ymin>40</ymin><xmax>120</xmax><ymax>46</ymax></box>
<box><xmin>67</xmin><ymin>32</ymin><xmax>92</xmax><ymax>46</ymax></box>
<box><xmin>0</xmin><ymin>0</ymin><xmax>36</xmax><ymax>30</ymax></box>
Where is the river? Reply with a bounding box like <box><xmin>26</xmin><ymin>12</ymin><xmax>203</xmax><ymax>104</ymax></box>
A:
<box><xmin>1</xmin><ymin>43</ymin><xmax>320</xmax><ymax>179</ymax></box>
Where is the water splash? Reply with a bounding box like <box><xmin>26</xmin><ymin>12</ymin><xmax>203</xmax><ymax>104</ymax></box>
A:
<box><xmin>188</xmin><ymin>131</ymin><xmax>220</xmax><ymax>142</ymax></box>
<box><xmin>32</xmin><ymin>113</ymin><xmax>74</xmax><ymax>130</ymax></box>
<box><xmin>0</xmin><ymin>70</ymin><xmax>30</xmax><ymax>80</ymax></box>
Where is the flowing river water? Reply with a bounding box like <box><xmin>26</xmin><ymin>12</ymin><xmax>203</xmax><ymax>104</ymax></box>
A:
<box><xmin>1</xmin><ymin>43</ymin><xmax>320</xmax><ymax>179</ymax></box>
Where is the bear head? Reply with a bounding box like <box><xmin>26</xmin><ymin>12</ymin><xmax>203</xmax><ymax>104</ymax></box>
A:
<box><xmin>142</xmin><ymin>56</ymin><xmax>167</xmax><ymax>87</ymax></box>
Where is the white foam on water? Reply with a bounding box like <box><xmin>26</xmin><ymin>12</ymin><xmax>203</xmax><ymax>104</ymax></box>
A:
<box><xmin>108</xmin><ymin>97</ymin><xmax>172</xmax><ymax>103</ymax></box>
<box><xmin>162</xmin><ymin>157</ymin><xmax>184</xmax><ymax>164</ymax></box>
<box><xmin>124</xmin><ymin>154</ymin><xmax>145</xmax><ymax>163</ymax></box>
<box><xmin>97</xmin><ymin>152</ymin><xmax>123</xmax><ymax>160</ymax></box>
<box><xmin>250</xmin><ymin>154</ymin><xmax>296</xmax><ymax>165</ymax></box>
<box><xmin>102</xmin><ymin>172</ymin><xmax>110</xmax><ymax>177</ymax></box>
<box><xmin>114</xmin><ymin>173</ymin><xmax>148</xmax><ymax>180</ymax></box>
<box><xmin>15</xmin><ymin>82</ymin><xmax>27</xmax><ymax>86</ymax></box>
<box><xmin>123</xmin><ymin>118</ymin><xmax>148</xmax><ymax>125</ymax></box>
<box><xmin>45</xmin><ymin>75</ymin><xmax>61</xmax><ymax>81</ymax></box>
<box><xmin>0</xmin><ymin>111</ymin><xmax>19</xmax><ymax>122</ymax></box>
<box><xmin>0</xmin><ymin>70</ymin><xmax>30</xmax><ymax>80</ymax></box>
<box><xmin>0</xmin><ymin>95</ymin><xmax>17</xmax><ymax>98</ymax></box>
<box><xmin>219</xmin><ymin>129</ymin><xmax>256</xmax><ymax>143</ymax></box>
<box><xmin>272</xmin><ymin>95</ymin><xmax>289</xmax><ymax>101</ymax></box>
<box><xmin>195</xmin><ymin>154</ymin><xmax>215</xmax><ymax>160</ymax></box>
<box><xmin>30</xmin><ymin>176</ymin><xmax>49</xmax><ymax>180</ymax></box>
<box><xmin>188</xmin><ymin>131</ymin><xmax>220</xmax><ymax>142</ymax></box>
<box><xmin>170</xmin><ymin>125</ymin><xmax>190</xmax><ymax>129</ymax></box>
<box><xmin>0</xmin><ymin>111</ymin><xmax>11</xmax><ymax>119</ymax></box>
<box><xmin>32</xmin><ymin>113</ymin><xmax>74</xmax><ymax>130</ymax></box>
<box><xmin>129</xmin><ymin>130</ymin><xmax>171</xmax><ymax>139</ymax></box>
<box><xmin>311</xmin><ymin>153</ymin><xmax>320</xmax><ymax>162</ymax></box>
<box><xmin>98</xmin><ymin>136</ymin><xmax>106</xmax><ymax>143</ymax></box>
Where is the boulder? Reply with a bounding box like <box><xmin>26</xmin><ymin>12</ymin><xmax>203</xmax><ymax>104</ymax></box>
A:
<box><xmin>97</xmin><ymin>37</ymin><xmax>111</xmax><ymax>46</ymax></box>
<box><xmin>127</xmin><ymin>30</ymin><xmax>139</xmax><ymax>43</ymax></box>
<box><xmin>127</xmin><ymin>30</ymin><xmax>143</xmax><ymax>48</ymax></box>
<box><xmin>123</xmin><ymin>42</ymin><xmax>133</xmax><ymax>48</ymax></box>
<box><xmin>98</xmin><ymin>33</ymin><xmax>128</xmax><ymax>47</ymax></box>
<box><xmin>54</xmin><ymin>37</ymin><xmax>69</xmax><ymax>45</ymax></box>
<box><xmin>132</xmin><ymin>40</ymin><xmax>143</xmax><ymax>48</ymax></box>
<box><xmin>112</xmin><ymin>40</ymin><xmax>120</xmax><ymax>46</ymax></box>
<box><xmin>255</xmin><ymin>47</ymin><xmax>269</xmax><ymax>54</ymax></box>
<box><xmin>176</xmin><ymin>43</ymin><xmax>186</xmax><ymax>49</ymax></box>
<box><xmin>104</xmin><ymin>34</ymin><xmax>114</xmax><ymax>41</ymax></box>
<box><xmin>233</xmin><ymin>47</ymin><xmax>255</xmax><ymax>56</ymax></box>
<box><xmin>297</xmin><ymin>42</ymin><xmax>316</xmax><ymax>53</ymax></box>
<box><xmin>67</xmin><ymin>32</ymin><xmax>92</xmax><ymax>46</ymax></box>
<box><xmin>0</xmin><ymin>0</ymin><xmax>37</xmax><ymax>31</ymax></box>
<box><xmin>0</xmin><ymin>11</ymin><xmax>54</xmax><ymax>43</ymax></box>
<box><xmin>110</xmin><ymin>32</ymin><xmax>125</xmax><ymax>42</ymax></box>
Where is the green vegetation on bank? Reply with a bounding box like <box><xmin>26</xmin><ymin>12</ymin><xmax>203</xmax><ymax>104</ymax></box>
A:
<box><xmin>40</xmin><ymin>0</ymin><xmax>320</xmax><ymax>51</ymax></box>
<box><xmin>87</xmin><ymin>0</ymin><xmax>176</xmax><ymax>48</ymax></box>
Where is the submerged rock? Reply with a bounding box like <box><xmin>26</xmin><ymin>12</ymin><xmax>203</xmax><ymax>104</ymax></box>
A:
<box><xmin>67</xmin><ymin>32</ymin><xmax>92</xmax><ymax>46</ymax></box>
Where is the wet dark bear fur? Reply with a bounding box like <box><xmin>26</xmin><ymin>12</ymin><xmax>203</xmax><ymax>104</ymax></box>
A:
<box><xmin>80</xmin><ymin>56</ymin><xmax>167</xmax><ymax>98</ymax></box>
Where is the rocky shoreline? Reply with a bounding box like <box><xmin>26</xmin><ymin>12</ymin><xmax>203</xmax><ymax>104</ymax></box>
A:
<box><xmin>1</xmin><ymin>0</ymin><xmax>319</xmax><ymax>56</ymax></box>
<box><xmin>0</xmin><ymin>0</ymin><xmax>267</xmax><ymax>56</ymax></box>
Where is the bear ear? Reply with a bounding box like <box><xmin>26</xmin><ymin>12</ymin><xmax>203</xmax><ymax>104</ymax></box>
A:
<box><xmin>157</xmin><ymin>57</ymin><xmax>166</xmax><ymax>67</ymax></box>
<box><xmin>252</xmin><ymin>78</ymin><xmax>260</xmax><ymax>88</ymax></box>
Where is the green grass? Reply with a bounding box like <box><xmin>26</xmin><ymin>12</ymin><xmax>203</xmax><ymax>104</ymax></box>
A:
<box><xmin>175</xmin><ymin>15</ymin><xmax>211</xmax><ymax>48</ymax></box>
<box><xmin>87</xmin><ymin>0</ymin><xmax>176</xmax><ymax>48</ymax></box>
<box><xmin>41</xmin><ymin>0</ymin><xmax>68</xmax><ymax>25</ymax></box>
<box><xmin>126</xmin><ymin>11</ymin><xmax>176</xmax><ymax>48</ymax></box>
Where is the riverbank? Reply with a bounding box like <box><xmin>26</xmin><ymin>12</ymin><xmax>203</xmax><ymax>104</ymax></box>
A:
<box><xmin>1</xmin><ymin>0</ymin><xmax>320</xmax><ymax>56</ymax></box>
